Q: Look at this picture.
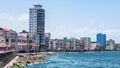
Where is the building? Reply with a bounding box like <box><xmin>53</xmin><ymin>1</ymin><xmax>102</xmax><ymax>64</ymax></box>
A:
<box><xmin>17</xmin><ymin>31</ymin><xmax>28</xmax><ymax>52</ymax></box>
<box><xmin>115</xmin><ymin>44</ymin><xmax>120</xmax><ymax>50</ymax></box>
<box><xmin>81</xmin><ymin>37</ymin><xmax>91</xmax><ymax>50</ymax></box>
<box><xmin>17</xmin><ymin>30</ymin><xmax>39</xmax><ymax>52</ymax></box>
<box><xmin>97</xmin><ymin>33</ymin><xmax>106</xmax><ymax>49</ymax></box>
<box><xmin>45</xmin><ymin>33</ymin><xmax>51</xmax><ymax>50</ymax></box>
<box><xmin>68</xmin><ymin>37</ymin><xmax>81</xmax><ymax>50</ymax></box>
<box><xmin>0</xmin><ymin>27</ymin><xmax>17</xmax><ymax>51</ymax></box>
<box><xmin>69</xmin><ymin>37</ymin><xmax>77</xmax><ymax>50</ymax></box>
<box><xmin>90</xmin><ymin>42</ymin><xmax>97</xmax><ymax>50</ymax></box>
<box><xmin>29</xmin><ymin>5</ymin><xmax>45</xmax><ymax>49</ymax></box>
<box><xmin>106</xmin><ymin>39</ymin><xmax>115</xmax><ymax>50</ymax></box>
<box><xmin>90</xmin><ymin>42</ymin><xmax>102</xmax><ymax>50</ymax></box>
<box><xmin>49</xmin><ymin>39</ymin><xmax>63</xmax><ymax>51</ymax></box>
<box><xmin>63</xmin><ymin>37</ymin><xmax>69</xmax><ymax>50</ymax></box>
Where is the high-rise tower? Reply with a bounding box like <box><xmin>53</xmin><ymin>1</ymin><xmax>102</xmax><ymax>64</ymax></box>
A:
<box><xmin>29</xmin><ymin>5</ymin><xmax>45</xmax><ymax>47</ymax></box>
<box><xmin>97</xmin><ymin>33</ymin><xmax>106</xmax><ymax>48</ymax></box>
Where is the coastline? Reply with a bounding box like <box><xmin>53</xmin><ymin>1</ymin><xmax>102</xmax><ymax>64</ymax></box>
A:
<box><xmin>6</xmin><ymin>51</ymin><xmax>120</xmax><ymax>68</ymax></box>
<box><xmin>12</xmin><ymin>52</ymin><xmax>58</xmax><ymax>68</ymax></box>
<box><xmin>12</xmin><ymin>52</ymin><xmax>80</xmax><ymax>68</ymax></box>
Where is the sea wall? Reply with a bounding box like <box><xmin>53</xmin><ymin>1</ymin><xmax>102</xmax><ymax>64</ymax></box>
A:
<box><xmin>0</xmin><ymin>52</ymin><xmax>16</xmax><ymax>68</ymax></box>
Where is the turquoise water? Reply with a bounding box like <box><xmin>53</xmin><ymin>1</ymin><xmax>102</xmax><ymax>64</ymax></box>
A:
<box><xmin>27</xmin><ymin>51</ymin><xmax>120</xmax><ymax>68</ymax></box>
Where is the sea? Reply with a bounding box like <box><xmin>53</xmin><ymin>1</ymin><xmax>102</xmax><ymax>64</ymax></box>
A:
<box><xmin>27</xmin><ymin>51</ymin><xmax>120</xmax><ymax>68</ymax></box>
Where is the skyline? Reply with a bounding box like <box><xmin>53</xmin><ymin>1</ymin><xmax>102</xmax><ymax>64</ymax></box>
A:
<box><xmin>0</xmin><ymin>0</ymin><xmax>120</xmax><ymax>42</ymax></box>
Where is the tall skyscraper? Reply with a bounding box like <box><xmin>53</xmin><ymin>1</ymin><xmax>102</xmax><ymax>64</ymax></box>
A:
<box><xmin>97</xmin><ymin>33</ymin><xmax>106</xmax><ymax>48</ymax></box>
<box><xmin>29</xmin><ymin>5</ymin><xmax>45</xmax><ymax>47</ymax></box>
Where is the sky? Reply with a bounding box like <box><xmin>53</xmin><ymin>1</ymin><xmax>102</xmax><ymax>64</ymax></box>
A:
<box><xmin>0</xmin><ymin>0</ymin><xmax>120</xmax><ymax>42</ymax></box>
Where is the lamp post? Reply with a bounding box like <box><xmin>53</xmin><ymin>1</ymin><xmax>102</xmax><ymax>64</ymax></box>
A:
<box><xmin>27</xmin><ymin>34</ymin><xmax>30</xmax><ymax>53</ymax></box>
<box><xmin>35</xmin><ymin>34</ymin><xmax>39</xmax><ymax>58</ymax></box>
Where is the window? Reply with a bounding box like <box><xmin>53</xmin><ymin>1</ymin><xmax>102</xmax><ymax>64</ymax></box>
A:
<box><xmin>11</xmin><ymin>39</ymin><xmax>16</xmax><ymax>43</ymax></box>
<box><xmin>6</xmin><ymin>39</ymin><xmax>9</xmax><ymax>42</ymax></box>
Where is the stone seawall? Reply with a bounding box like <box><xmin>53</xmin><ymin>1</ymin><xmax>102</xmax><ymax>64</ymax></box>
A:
<box><xmin>4</xmin><ymin>56</ymin><xmax>19</xmax><ymax>68</ymax></box>
<box><xmin>0</xmin><ymin>52</ymin><xmax>16</xmax><ymax>68</ymax></box>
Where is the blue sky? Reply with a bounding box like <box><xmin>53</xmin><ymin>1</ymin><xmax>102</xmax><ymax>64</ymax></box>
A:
<box><xmin>0</xmin><ymin>0</ymin><xmax>120</xmax><ymax>42</ymax></box>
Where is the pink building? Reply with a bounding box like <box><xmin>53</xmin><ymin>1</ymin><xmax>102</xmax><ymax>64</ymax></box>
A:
<box><xmin>0</xmin><ymin>27</ymin><xmax>17</xmax><ymax>51</ymax></box>
<box><xmin>17</xmin><ymin>30</ymin><xmax>39</xmax><ymax>52</ymax></box>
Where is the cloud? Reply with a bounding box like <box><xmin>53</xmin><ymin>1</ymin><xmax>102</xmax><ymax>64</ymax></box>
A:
<box><xmin>0</xmin><ymin>13</ymin><xmax>15</xmax><ymax>21</ymax></box>
<box><xmin>0</xmin><ymin>13</ymin><xmax>29</xmax><ymax>22</ymax></box>
<box><xmin>0</xmin><ymin>12</ymin><xmax>29</xmax><ymax>32</ymax></box>
<box><xmin>18</xmin><ymin>14</ymin><xmax>29</xmax><ymax>21</ymax></box>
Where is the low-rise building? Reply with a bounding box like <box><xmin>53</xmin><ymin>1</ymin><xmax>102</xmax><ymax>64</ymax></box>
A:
<box><xmin>0</xmin><ymin>27</ymin><xmax>17</xmax><ymax>51</ymax></box>
<box><xmin>81</xmin><ymin>37</ymin><xmax>91</xmax><ymax>50</ymax></box>
<box><xmin>49</xmin><ymin>38</ymin><xmax>82</xmax><ymax>51</ymax></box>
<box><xmin>115</xmin><ymin>44</ymin><xmax>120</xmax><ymax>50</ymax></box>
<box><xmin>17</xmin><ymin>30</ymin><xmax>39</xmax><ymax>52</ymax></box>
<box><xmin>49</xmin><ymin>39</ymin><xmax>64</xmax><ymax>51</ymax></box>
<box><xmin>106</xmin><ymin>39</ymin><xmax>115</xmax><ymax>50</ymax></box>
<box><xmin>45</xmin><ymin>33</ymin><xmax>51</xmax><ymax>50</ymax></box>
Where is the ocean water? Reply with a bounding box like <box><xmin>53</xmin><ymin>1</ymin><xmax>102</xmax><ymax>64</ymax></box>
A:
<box><xmin>27</xmin><ymin>51</ymin><xmax>120</xmax><ymax>68</ymax></box>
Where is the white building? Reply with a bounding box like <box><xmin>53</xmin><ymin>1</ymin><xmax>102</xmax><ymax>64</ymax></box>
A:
<box><xmin>106</xmin><ymin>39</ymin><xmax>115</xmax><ymax>50</ymax></box>
<box><xmin>29</xmin><ymin>5</ymin><xmax>45</xmax><ymax>48</ymax></box>
<box><xmin>69</xmin><ymin>38</ymin><xmax>81</xmax><ymax>50</ymax></box>
<box><xmin>49</xmin><ymin>39</ymin><xmax>63</xmax><ymax>51</ymax></box>
<box><xmin>81</xmin><ymin>37</ymin><xmax>91</xmax><ymax>50</ymax></box>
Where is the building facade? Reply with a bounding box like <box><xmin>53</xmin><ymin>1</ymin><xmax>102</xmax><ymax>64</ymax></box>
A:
<box><xmin>49</xmin><ymin>39</ymin><xmax>64</xmax><ymax>51</ymax></box>
<box><xmin>69</xmin><ymin>38</ymin><xmax>81</xmax><ymax>50</ymax></box>
<box><xmin>17</xmin><ymin>30</ymin><xmax>39</xmax><ymax>52</ymax></box>
<box><xmin>106</xmin><ymin>39</ymin><xmax>115</xmax><ymax>50</ymax></box>
<box><xmin>29</xmin><ymin>5</ymin><xmax>45</xmax><ymax>49</ymax></box>
<box><xmin>0</xmin><ymin>27</ymin><xmax>17</xmax><ymax>51</ymax></box>
<box><xmin>45</xmin><ymin>33</ymin><xmax>51</xmax><ymax>50</ymax></box>
<box><xmin>81</xmin><ymin>37</ymin><xmax>91</xmax><ymax>50</ymax></box>
<box><xmin>17</xmin><ymin>32</ymin><xmax>28</xmax><ymax>52</ymax></box>
<box><xmin>97</xmin><ymin>33</ymin><xmax>106</xmax><ymax>49</ymax></box>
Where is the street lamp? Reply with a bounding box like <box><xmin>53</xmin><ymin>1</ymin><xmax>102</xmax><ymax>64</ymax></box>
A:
<box><xmin>27</xmin><ymin>34</ymin><xmax>30</xmax><ymax>53</ymax></box>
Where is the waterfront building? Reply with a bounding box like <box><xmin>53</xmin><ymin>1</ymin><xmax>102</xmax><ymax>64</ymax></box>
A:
<box><xmin>55</xmin><ymin>39</ymin><xmax>63</xmax><ymax>50</ymax></box>
<box><xmin>49</xmin><ymin>38</ymin><xmax>82</xmax><ymax>51</ymax></box>
<box><xmin>49</xmin><ymin>39</ymin><xmax>64</xmax><ymax>51</ymax></box>
<box><xmin>17</xmin><ymin>30</ymin><xmax>29</xmax><ymax>52</ymax></box>
<box><xmin>45</xmin><ymin>33</ymin><xmax>51</xmax><ymax>50</ymax></box>
<box><xmin>63</xmin><ymin>37</ymin><xmax>70</xmax><ymax>50</ymax></box>
<box><xmin>29</xmin><ymin>5</ymin><xmax>45</xmax><ymax>49</ymax></box>
<box><xmin>106</xmin><ymin>39</ymin><xmax>115</xmax><ymax>50</ymax></box>
<box><xmin>17</xmin><ymin>30</ymin><xmax>39</xmax><ymax>52</ymax></box>
<box><xmin>74</xmin><ymin>39</ymin><xmax>81</xmax><ymax>51</ymax></box>
<box><xmin>115</xmin><ymin>44</ymin><xmax>120</xmax><ymax>50</ymax></box>
<box><xmin>81</xmin><ymin>37</ymin><xmax>91</xmax><ymax>50</ymax></box>
<box><xmin>90</xmin><ymin>42</ymin><xmax>102</xmax><ymax>50</ymax></box>
<box><xmin>97</xmin><ymin>33</ymin><xmax>106</xmax><ymax>49</ymax></box>
<box><xmin>0</xmin><ymin>27</ymin><xmax>17</xmax><ymax>51</ymax></box>
<box><xmin>90</xmin><ymin>42</ymin><xmax>97</xmax><ymax>50</ymax></box>
<box><xmin>69</xmin><ymin>38</ymin><xmax>81</xmax><ymax>50</ymax></box>
<box><xmin>63</xmin><ymin>41</ymin><xmax>70</xmax><ymax>50</ymax></box>
<box><xmin>69</xmin><ymin>37</ymin><xmax>77</xmax><ymax>50</ymax></box>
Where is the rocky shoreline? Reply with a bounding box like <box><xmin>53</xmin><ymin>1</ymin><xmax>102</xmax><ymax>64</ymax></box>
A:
<box><xmin>12</xmin><ymin>52</ymin><xmax>57</xmax><ymax>68</ymax></box>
